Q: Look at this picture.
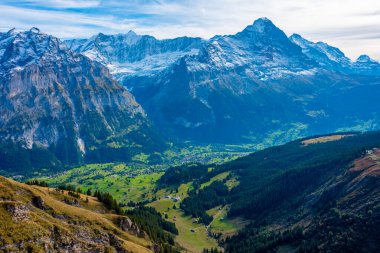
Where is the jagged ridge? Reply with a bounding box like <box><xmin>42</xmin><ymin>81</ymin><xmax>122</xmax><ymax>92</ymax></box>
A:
<box><xmin>0</xmin><ymin>28</ymin><xmax>165</xmax><ymax>173</ymax></box>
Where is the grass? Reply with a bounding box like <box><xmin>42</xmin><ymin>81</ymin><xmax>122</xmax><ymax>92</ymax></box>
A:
<box><xmin>35</xmin><ymin>164</ymin><xmax>223</xmax><ymax>252</ymax></box>
<box><xmin>147</xmin><ymin>181</ymin><xmax>220</xmax><ymax>252</ymax></box>
<box><xmin>162</xmin><ymin>144</ymin><xmax>247</xmax><ymax>165</ymax></box>
<box><xmin>200</xmin><ymin>172</ymin><xmax>230</xmax><ymax>189</ymax></box>
<box><xmin>36</xmin><ymin>163</ymin><xmax>165</xmax><ymax>203</ymax></box>
<box><xmin>302</xmin><ymin>134</ymin><xmax>354</xmax><ymax>146</ymax></box>
<box><xmin>149</xmin><ymin>175</ymin><xmax>245</xmax><ymax>252</ymax></box>
<box><xmin>132</xmin><ymin>153</ymin><xmax>151</xmax><ymax>164</ymax></box>
<box><xmin>206</xmin><ymin>205</ymin><xmax>246</xmax><ymax>238</ymax></box>
<box><xmin>30</xmin><ymin>149</ymin><xmax>250</xmax><ymax>252</ymax></box>
<box><xmin>149</xmin><ymin>199</ymin><xmax>219</xmax><ymax>253</ymax></box>
<box><xmin>210</xmin><ymin>209</ymin><xmax>245</xmax><ymax>237</ymax></box>
<box><xmin>244</xmin><ymin>122</ymin><xmax>309</xmax><ymax>150</ymax></box>
<box><xmin>225</xmin><ymin>178</ymin><xmax>240</xmax><ymax>190</ymax></box>
<box><xmin>0</xmin><ymin>176</ymin><xmax>152</xmax><ymax>253</ymax></box>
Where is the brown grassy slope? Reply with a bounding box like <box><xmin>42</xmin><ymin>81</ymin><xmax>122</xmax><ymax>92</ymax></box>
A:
<box><xmin>301</xmin><ymin>134</ymin><xmax>354</xmax><ymax>146</ymax></box>
<box><xmin>0</xmin><ymin>176</ymin><xmax>152</xmax><ymax>253</ymax></box>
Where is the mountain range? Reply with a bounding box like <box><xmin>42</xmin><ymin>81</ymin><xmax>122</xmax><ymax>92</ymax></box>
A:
<box><xmin>1</xmin><ymin>17</ymin><xmax>380</xmax><ymax>173</ymax></box>
<box><xmin>1</xmin><ymin>17</ymin><xmax>380</xmax><ymax>253</ymax></box>
<box><xmin>68</xmin><ymin>18</ymin><xmax>380</xmax><ymax>143</ymax></box>
<box><xmin>0</xmin><ymin>27</ymin><xmax>165</xmax><ymax>174</ymax></box>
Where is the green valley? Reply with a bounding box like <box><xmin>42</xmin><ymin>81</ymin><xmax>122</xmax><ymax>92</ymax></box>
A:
<box><xmin>10</xmin><ymin>131</ymin><xmax>380</xmax><ymax>252</ymax></box>
<box><xmin>34</xmin><ymin>161</ymin><xmax>244</xmax><ymax>252</ymax></box>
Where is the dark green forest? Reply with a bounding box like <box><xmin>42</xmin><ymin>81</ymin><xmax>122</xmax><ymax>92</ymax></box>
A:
<box><xmin>161</xmin><ymin>131</ymin><xmax>380</xmax><ymax>252</ymax></box>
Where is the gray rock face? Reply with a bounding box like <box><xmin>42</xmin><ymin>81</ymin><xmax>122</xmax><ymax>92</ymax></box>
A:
<box><xmin>0</xmin><ymin>28</ymin><xmax>164</xmax><ymax>167</ymax></box>
<box><xmin>116</xmin><ymin>216</ymin><xmax>146</xmax><ymax>238</ymax></box>
<box><xmin>5</xmin><ymin>202</ymin><xmax>29</xmax><ymax>221</ymax></box>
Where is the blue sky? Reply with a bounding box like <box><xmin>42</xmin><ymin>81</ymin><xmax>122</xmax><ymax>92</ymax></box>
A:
<box><xmin>1</xmin><ymin>0</ymin><xmax>380</xmax><ymax>60</ymax></box>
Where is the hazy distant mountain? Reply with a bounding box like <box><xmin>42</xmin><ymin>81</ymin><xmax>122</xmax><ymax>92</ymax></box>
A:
<box><xmin>353</xmin><ymin>54</ymin><xmax>380</xmax><ymax>76</ymax></box>
<box><xmin>0</xmin><ymin>28</ymin><xmax>164</xmax><ymax>173</ymax></box>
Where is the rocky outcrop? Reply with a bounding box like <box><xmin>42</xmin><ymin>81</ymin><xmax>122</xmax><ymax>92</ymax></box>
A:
<box><xmin>108</xmin><ymin>234</ymin><xmax>129</xmax><ymax>253</ymax></box>
<box><xmin>116</xmin><ymin>216</ymin><xmax>146</xmax><ymax>238</ymax></box>
<box><xmin>5</xmin><ymin>202</ymin><xmax>29</xmax><ymax>221</ymax></box>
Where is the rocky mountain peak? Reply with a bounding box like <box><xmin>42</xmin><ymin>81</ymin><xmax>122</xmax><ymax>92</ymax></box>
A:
<box><xmin>251</xmin><ymin>17</ymin><xmax>277</xmax><ymax>31</ymax></box>
<box><xmin>6</xmin><ymin>28</ymin><xmax>19</xmax><ymax>35</ymax></box>
<box><xmin>289</xmin><ymin>33</ymin><xmax>309</xmax><ymax>45</ymax></box>
<box><xmin>356</xmin><ymin>54</ymin><xmax>376</xmax><ymax>63</ymax></box>
<box><xmin>29</xmin><ymin>27</ymin><xmax>40</xmax><ymax>34</ymax></box>
<box><xmin>0</xmin><ymin>28</ymin><xmax>71</xmax><ymax>75</ymax></box>
<box><xmin>0</xmin><ymin>27</ymin><xmax>164</xmax><ymax>169</ymax></box>
<box><xmin>66</xmin><ymin>30</ymin><xmax>203</xmax><ymax>77</ymax></box>
<box><xmin>233</xmin><ymin>18</ymin><xmax>303</xmax><ymax>56</ymax></box>
<box><xmin>238</xmin><ymin>17</ymin><xmax>285</xmax><ymax>38</ymax></box>
<box><xmin>290</xmin><ymin>33</ymin><xmax>351</xmax><ymax>69</ymax></box>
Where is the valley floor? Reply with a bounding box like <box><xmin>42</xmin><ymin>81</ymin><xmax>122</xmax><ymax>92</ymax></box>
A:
<box><xmin>36</xmin><ymin>164</ymin><xmax>245</xmax><ymax>252</ymax></box>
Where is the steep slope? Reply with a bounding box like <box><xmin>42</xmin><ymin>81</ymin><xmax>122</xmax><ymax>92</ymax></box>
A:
<box><xmin>0</xmin><ymin>176</ymin><xmax>152</xmax><ymax>252</ymax></box>
<box><xmin>297</xmin><ymin>148</ymin><xmax>380</xmax><ymax>252</ymax></box>
<box><xmin>0</xmin><ymin>28</ymin><xmax>165</xmax><ymax>174</ymax></box>
<box><xmin>66</xmin><ymin>31</ymin><xmax>203</xmax><ymax>79</ymax></box>
<box><xmin>224</xmin><ymin>138</ymin><xmax>380</xmax><ymax>253</ymax></box>
<box><xmin>122</xmin><ymin>18</ymin><xmax>380</xmax><ymax>142</ymax></box>
<box><xmin>160</xmin><ymin>131</ymin><xmax>380</xmax><ymax>252</ymax></box>
<box><xmin>289</xmin><ymin>33</ymin><xmax>351</xmax><ymax>72</ymax></box>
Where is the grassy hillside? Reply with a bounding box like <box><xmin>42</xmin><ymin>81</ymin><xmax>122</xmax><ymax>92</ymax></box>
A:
<box><xmin>35</xmin><ymin>162</ymin><xmax>242</xmax><ymax>252</ymax></box>
<box><xmin>0</xmin><ymin>176</ymin><xmax>152</xmax><ymax>253</ymax></box>
<box><xmin>36</xmin><ymin>163</ymin><xmax>165</xmax><ymax>203</ymax></box>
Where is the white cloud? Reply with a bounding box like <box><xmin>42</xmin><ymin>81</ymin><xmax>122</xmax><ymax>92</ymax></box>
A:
<box><xmin>1</xmin><ymin>0</ymin><xmax>380</xmax><ymax>60</ymax></box>
<box><xmin>2</xmin><ymin>0</ymin><xmax>100</xmax><ymax>9</ymax></box>
<box><xmin>0</xmin><ymin>5</ymin><xmax>137</xmax><ymax>38</ymax></box>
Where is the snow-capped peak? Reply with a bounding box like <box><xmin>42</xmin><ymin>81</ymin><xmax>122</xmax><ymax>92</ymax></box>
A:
<box><xmin>290</xmin><ymin>33</ymin><xmax>351</xmax><ymax>67</ymax></box>
<box><xmin>240</xmin><ymin>17</ymin><xmax>279</xmax><ymax>35</ymax></box>
<box><xmin>252</xmin><ymin>17</ymin><xmax>276</xmax><ymax>29</ymax></box>
<box><xmin>356</xmin><ymin>54</ymin><xmax>377</xmax><ymax>63</ymax></box>
<box><xmin>121</xmin><ymin>30</ymin><xmax>142</xmax><ymax>45</ymax></box>
<box><xmin>66</xmin><ymin>31</ymin><xmax>203</xmax><ymax>77</ymax></box>
<box><xmin>289</xmin><ymin>33</ymin><xmax>311</xmax><ymax>47</ymax></box>
<box><xmin>30</xmin><ymin>27</ymin><xmax>40</xmax><ymax>34</ymax></box>
<box><xmin>0</xmin><ymin>27</ymin><xmax>76</xmax><ymax>74</ymax></box>
<box><xmin>7</xmin><ymin>28</ymin><xmax>20</xmax><ymax>35</ymax></box>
